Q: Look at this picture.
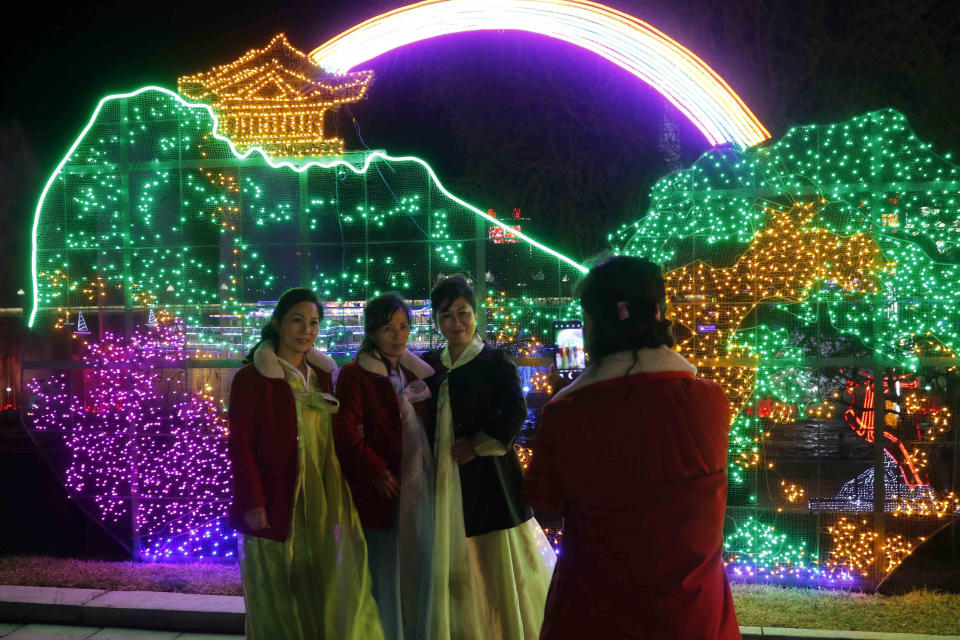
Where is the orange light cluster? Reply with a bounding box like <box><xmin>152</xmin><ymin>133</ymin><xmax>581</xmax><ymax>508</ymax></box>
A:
<box><xmin>179</xmin><ymin>34</ymin><xmax>374</xmax><ymax>158</ymax></box>
<box><xmin>892</xmin><ymin>492</ymin><xmax>960</xmax><ymax>518</ymax></box>
<box><xmin>665</xmin><ymin>203</ymin><xmax>889</xmax><ymax>420</ymax></box>
<box><xmin>518</xmin><ymin>338</ymin><xmax>543</xmax><ymax>358</ymax></box>
<box><xmin>780</xmin><ymin>480</ymin><xmax>805</xmax><ymax>503</ymax></box>
<box><xmin>530</xmin><ymin>371</ymin><xmax>553</xmax><ymax>395</ymax></box>
<box><xmin>514</xmin><ymin>444</ymin><xmax>533</xmax><ymax>470</ymax></box>
<box><xmin>825</xmin><ymin>517</ymin><xmax>921</xmax><ymax>577</ymax></box>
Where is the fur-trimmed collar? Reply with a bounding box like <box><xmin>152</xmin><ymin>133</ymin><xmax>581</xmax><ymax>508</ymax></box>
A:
<box><xmin>357</xmin><ymin>349</ymin><xmax>434</xmax><ymax>379</ymax></box>
<box><xmin>552</xmin><ymin>346</ymin><xmax>697</xmax><ymax>401</ymax></box>
<box><xmin>253</xmin><ymin>341</ymin><xmax>337</xmax><ymax>380</ymax></box>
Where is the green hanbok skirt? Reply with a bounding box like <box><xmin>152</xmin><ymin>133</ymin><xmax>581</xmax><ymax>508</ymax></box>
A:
<box><xmin>240</xmin><ymin>362</ymin><xmax>384</xmax><ymax>640</ymax></box>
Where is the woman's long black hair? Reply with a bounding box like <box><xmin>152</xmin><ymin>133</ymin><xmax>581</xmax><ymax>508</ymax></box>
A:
<box><xmin>357</xmin><ymin>292</ymin><xmax>411</xmax><ymax>373</ymax></box>
<box><xmin>577</xmin><ymin>256</ymin><xmax>674</xmax><ymax>362</ymax></box>
<box><xmin>243</xmin><ymin>287</ymin><xmax>322</xmax><ymax>363</ymax></box>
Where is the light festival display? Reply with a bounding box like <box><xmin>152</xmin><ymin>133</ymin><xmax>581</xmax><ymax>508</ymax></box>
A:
<box><xmin>26</xmin><ymin>316</ymin><xmax>235</xmax><ymax>561</ymax></box>
<box><xmin>20</xmin><ymin>1</ymin><xmax>958</xmax><ymax>588</ymax></box>
<box><xmin>308</xmin><ymin>0</ymin><xmax>770</xmax><ymax>148</ymax></box>
<box><xmin>24</xmin><ymin>32</ymin><xmax>587</xmax><ymax>561</ymax></box>
<box><xmin>614</xmin><ymin>108</ymin><xmax>960</xmax><ymax>586</ymax></box>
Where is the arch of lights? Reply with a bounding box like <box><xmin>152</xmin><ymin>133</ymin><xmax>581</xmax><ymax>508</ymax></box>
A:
<box><xmin>309</xmin><ymin>0</ymin><xmax>770</xmax><ymax>149</ymax></box>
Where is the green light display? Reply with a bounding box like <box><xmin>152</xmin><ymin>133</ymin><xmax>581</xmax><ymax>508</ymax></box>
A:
<box><xmin>29</xmin><ymin>87</ymin><xmax>585</xmax><ymax>353</ymax></box>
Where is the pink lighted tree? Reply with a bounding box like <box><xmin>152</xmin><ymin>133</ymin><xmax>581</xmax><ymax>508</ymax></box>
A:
<box><xmin>26</xmin><ymin>318</ymin><xmax>236</xmax><ymax>561</ymax></box>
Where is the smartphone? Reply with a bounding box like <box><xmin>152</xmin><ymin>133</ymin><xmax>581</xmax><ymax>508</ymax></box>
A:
<box><xmin>553</xmin><ymin>320</ymin><xmax>586</xmax><ymax>372</ymax></box>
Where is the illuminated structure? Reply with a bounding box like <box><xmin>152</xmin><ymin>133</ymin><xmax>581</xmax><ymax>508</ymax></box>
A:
<box><xmin>24</xmin><ymin>85</ymin><xmax>583</xmax><ymax>560</ymax></box>
<box><xmin>26</xmin><ymin>318</ymin><xmax>234</xmax><ymax>561</ymax></box>
<box><xmin>22</xmin><ymin>3</ymin><xmax>958</xmax><ymax>586</ymax></box>
<box><xmin>309</xmin><ymin>0</ymin><xmax>770</xmax><ymax>148</ymax></box>
<box><xmin>178</xmin><ymin>34</ymin><xmax>374</xmax><ymax>157</ymax></box>
<box><xmin>616</xmin><ymin>108</ymin><xmax>960</xmax><ymax>587</ymax></box>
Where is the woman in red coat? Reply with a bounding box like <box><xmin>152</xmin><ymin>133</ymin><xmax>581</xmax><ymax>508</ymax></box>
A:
<box><xmin>523</xmin><ymin>257</ymin><xmax>740</xmax><ymax>640</ymax></box>
<box><xmin>228</xmin><ymin>288</ymin><xmax>382</xmax><ymax>640</ymax></box>
<box><xmin>333</xmin><ymin>293</ymin><xmax>435</xmax><ymax>640</ymax></box>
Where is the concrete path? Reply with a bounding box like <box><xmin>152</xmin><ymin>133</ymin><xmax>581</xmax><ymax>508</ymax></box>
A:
<box><xmin>2</xmin><ymin>585</ymin><xmax>958</xmax><ymax>639</ymax></box>
<box><xmin>0</xmin><ymin>623</ymin><xmax>241</xmax><ymax>639</ymax></box>
<box><xmin>0</xmin><ymin>587</ymin><xmax>242</xmax><ymax>635</ymax></box>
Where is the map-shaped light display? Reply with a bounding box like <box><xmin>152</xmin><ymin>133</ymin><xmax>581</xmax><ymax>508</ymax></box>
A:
<box><xmin>25</xmin><ymin>86</ymin><xmax>584</xmax><ymax>560</ymax></box>
<box><xmin>615</xmin><ymin>108</ymin><xmax>960</xmax><ymax>586</ymax></box>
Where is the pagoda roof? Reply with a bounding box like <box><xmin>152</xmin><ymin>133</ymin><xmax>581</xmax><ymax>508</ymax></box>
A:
<box><xmin>179</xmin><ymin>33</ymin><xmax>373</xmax><ymax>106</ymax></box>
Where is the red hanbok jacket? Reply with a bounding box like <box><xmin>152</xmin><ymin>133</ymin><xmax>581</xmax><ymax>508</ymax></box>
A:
<box><xmin>333</xmin><ymin>349</ymin><xmax>434</xmax><ymax>529</ymax></box>
<box><xmin>227</xmin><ymin>343</ymin><xmax>337</xmax><ymax>542</ymax></box>
<box><xmin>523</xmin><ymin>347</ymin><xmax>740</xmax><ymax>640</ymax></box>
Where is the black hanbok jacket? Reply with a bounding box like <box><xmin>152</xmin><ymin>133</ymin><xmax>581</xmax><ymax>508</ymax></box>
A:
<box><xmin>422</xmin><ymin>342</ymin><xmax>534</xmax><ymax>537</ymax></box>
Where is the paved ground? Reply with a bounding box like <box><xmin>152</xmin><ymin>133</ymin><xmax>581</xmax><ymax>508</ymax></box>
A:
<box><xmin>2</xmin><ymin>585</ymin><xmax>959</xmax><ymax>639</ymax></box>
<box><xmin>0</xmin><ymin>623</ymin><xmax>240</xmax><ymax>639</ymax></box>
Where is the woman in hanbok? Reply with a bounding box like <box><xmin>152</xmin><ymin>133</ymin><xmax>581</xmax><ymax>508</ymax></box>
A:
<box><xmin>227</xmin><ymin>287</ymin><xmax>384</xmax><ymax>640</ymax></box>
<box><xmin>523</xmin><ymin>257</ymin><xmax>740</xmax><ymax>639</ymax></box>
<box><xmin>334</xmin><ymin>293</ymin><xmax>436</xmax><ymax>639</ymax></box>
<box><xmin>422</xmin><ymin>275</ymin><xmax>556</xmax><ymax>640</ymax></box>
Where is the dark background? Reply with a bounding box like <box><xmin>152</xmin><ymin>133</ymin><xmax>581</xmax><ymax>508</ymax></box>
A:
<box><xmin>3</xmin><ymin>0</ymin><xmax>960</xmax><ymax>309</ymax></box>
<box><xmin>2</xmin><ymin>0</ymin><xmax>960</xmax><ymax>558</ymax></box>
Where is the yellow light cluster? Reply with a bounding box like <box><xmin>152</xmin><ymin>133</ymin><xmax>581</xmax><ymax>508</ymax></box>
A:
<box><xmin>881</xmin><ymin>534</ymin><xmax>921</xmax><ymax>574</ymax></box>
<box><xmin>178</xmin><ymin>34</ymin><xmax>374</xmax><ymax>158</ymax></box>
<box><xmin>518</xmin><ymin>338</ymin><xmax>543</xmax><ymax>358</ymax></box>
<box><xmin>767</xmin><ymin>400</ymin><xmax>796</xmax><ymax>424</ymax></box>
<box><xmin>514</xmin><ymin>444</ymin><xmax>533</xmax><ymax>470</ymax></box>
<box><xmin>825</xmin><ymin>517</ymin><xmax>878</xmax><ymax>577</ymax></box>
<box><xmin>780</xmin><ymin>480</ymin><xmax>805</xmax><ymax>503</ymax></box>
<box><xmin>531</xmin><ymin>370</ymin><xmax>553</xmax><ymax>395</ymax></box>
<box><xmin>825</xmin><ymin>517</ymin><xmax>922</xmax><ymax>578</ymax></box>
<box><xmin>807</xmin><ymin>399</ymin><xmax>836</xmax><ymax>420</ymax></box>
<box><xmin>892</xmin><ymin>492</ymin><xmax>960</xmax><ymax>518</ymax></box>
<box><xmin>928</xmin><ymin>406</ymin><xmax>953</xmax><ymax>440</ymax></box>
<box><xmin>665</xmin><ymin>202</ymin><xmax>888</xmax><ymax>420</ymax></box>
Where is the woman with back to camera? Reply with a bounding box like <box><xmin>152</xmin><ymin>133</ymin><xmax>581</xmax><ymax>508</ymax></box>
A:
<box><xmin>227</xmin><ymin>287</ymin><xmax>383</xmax><ymax>640</ymax></box>
<box><xmin>522</xmin><ymin>256</ymin><xmax>740</xmax><ymax>640</ymax></box>
<box><xmin>334</xmin><ymin>293</ymin><xmax>436</xmax><ymax>640</ymax></box>
<box><xmin>422</xmin><ymin>275</ymin><xmax>556</xmax><ymax>640</ymax></box>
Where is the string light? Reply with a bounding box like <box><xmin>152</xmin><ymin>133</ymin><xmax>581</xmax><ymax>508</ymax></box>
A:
<box><xmin>30</xmin><ymin>86</ymin><xmax>586</xmax><ymax>330</ymax></box>
<box><xmin>615</xmin><ymin>106</ymin><xmax>960</xmax><ymax>588</ymax></box>
<box><xmin>824</xmin><ymin>517</ymin><xmax>923</xmax><ymax>578</ymax></box>
<box><xmin>514</xmin><ymin>444</ymin><xmax>534</xmax><ymax>470</ymax></box>
<box><xmin>26</xmin><ymin>317</ymin><xmax>233</xmax><ymax>561</ymax></box>
<box><xmin>308</xmin><ymin>0</ymin><xmax>770</xmax><ymax>148</ymax></box>
<box><xmin>179</xmin><ymin>34</ymin><xmax>374</xmax><ymax>158</ymax></box>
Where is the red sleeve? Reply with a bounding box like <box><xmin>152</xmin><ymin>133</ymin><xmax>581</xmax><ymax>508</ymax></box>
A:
<box><xmin>333</xmin><ymin>365</ymin><xmax>387</xmax><ymax>483</ymax></box>
<box><xmin>317</xmin><ymin>368</ymin><xmax>334</xmax><ymax>395</ymax></box>
<box><xmin>228</xmin><ymin>367</ymin><xmax>266</xmax><ymax>514</ymax></box>
<box><xmin>522</xmin><ymin>400</ymin><xmax>566</xmax><ymax>515</ymax></box>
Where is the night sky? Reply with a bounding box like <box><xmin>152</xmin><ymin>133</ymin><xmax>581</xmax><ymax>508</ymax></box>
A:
<box><xmin>4</xmin><ymin>0</ymin><xmax>959</xmax><ymax>309</ymax></box>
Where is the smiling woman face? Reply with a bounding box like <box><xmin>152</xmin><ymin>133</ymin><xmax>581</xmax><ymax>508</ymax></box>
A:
<box><xmin>273</xmin><ymin>300</ymin><xmax>320</xmax><ymax>362</ymax></box>
<box><xmin>372</xmin><ymin>307</ymin><xmax>411</xmax><ymax>363</ymax></box>
<box><xmin>436</xmin><ymin>297</ymin><xmax>476</xmax><ymax>350</ymax></box>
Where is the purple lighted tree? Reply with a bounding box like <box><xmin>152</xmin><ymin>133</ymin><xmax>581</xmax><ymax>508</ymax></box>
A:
<box><xmin>26</xmin><ymin>317</ymin><xmax>236</xmax><ymax>561</ymax></box>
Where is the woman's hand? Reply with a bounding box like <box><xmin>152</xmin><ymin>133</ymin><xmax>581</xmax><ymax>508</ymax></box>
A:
<box><xmin>374</xmin><ymin>469</ymin><xmax>400</xmax><ymax>499</ymax></box>
<box><xmin>244</xmin><ymin>507</ymin><xmax>269</xmax><ymax>530</ymax></box>
<box><xmin>452</xmin><ymin>438</ymin><xmax>477</xmax><ymax>465</ymax></box>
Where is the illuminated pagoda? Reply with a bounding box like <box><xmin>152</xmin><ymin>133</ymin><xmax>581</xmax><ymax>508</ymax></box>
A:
<box><xmin>178</xmin><ymin>33</ymin><xmax>374</xmax><ymax>157</ymax></box>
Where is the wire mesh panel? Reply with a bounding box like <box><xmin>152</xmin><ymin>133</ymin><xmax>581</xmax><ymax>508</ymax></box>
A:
<box><xmin>24</xmin><ymin>87</ymin><xmax>583</xmax><ymax>560</ymax></box>
<box><xmin>613</xmin><ymin>108</ymin><xmax>960</xmax><ymax>589</ymax></box>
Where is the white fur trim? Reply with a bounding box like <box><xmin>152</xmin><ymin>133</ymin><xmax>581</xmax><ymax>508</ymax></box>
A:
<box><xmin>254</xmin><ymin>341</ymin><xmax>336</xmax><ymax>379</ymax></box>
<box><xmin>551</xmin><ymin>346</ymin><xmax>696</xmax><ymax>401</ymax></box>
<box><xmin>357</xmin><ymin>349</ymin><xmax>434</xmax><ymax>379</ymax></box>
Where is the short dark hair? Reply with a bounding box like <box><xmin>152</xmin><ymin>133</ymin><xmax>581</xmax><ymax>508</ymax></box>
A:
<box><xmin>358</xmin><ymin>293</ymin><xmax>411</xmax><ymax>370</ymax></box>
<box><xmin>577</xmin><ymin>256</ymin><xmax>674</xmax><ymax>361</ymax></box>
<box><xmin>430</xmin><ymin>275</ymin><xmax>476</xmax><ymax>316</ymax></box>
<box><xmin>243</xmin><ymin>287</ymin><xmax>322</xmax><ymax>363</ymax></box>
